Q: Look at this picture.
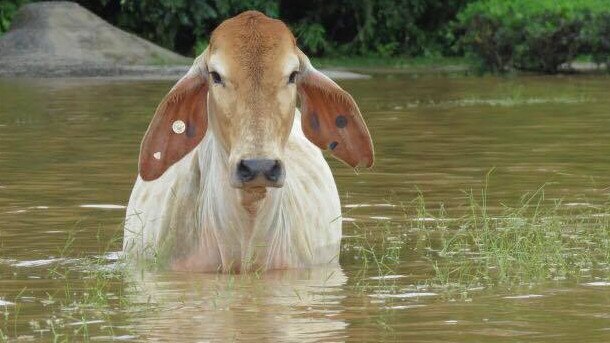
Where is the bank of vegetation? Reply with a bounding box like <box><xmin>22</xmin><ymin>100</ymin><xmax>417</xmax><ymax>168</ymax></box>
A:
<box><xmin>455</xmin><ymin>0</ymin><xmax>610</xmax><ymax>73</ymax></box>
<box><xmin>1</xmin><ymin>0</ymin><xmax>609</xmax><ymax>73</ymax></box>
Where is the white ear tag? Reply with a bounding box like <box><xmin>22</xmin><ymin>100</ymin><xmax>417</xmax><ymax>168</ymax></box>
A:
<box><xmin>153</xmin><ymin>152</ymin><xmax>162</xmax><ymax>160</ymax></box>
<box><xmin>172</xmin><ymin>120</ymin><xmax>186</xmax><ymax>134</ymax></box>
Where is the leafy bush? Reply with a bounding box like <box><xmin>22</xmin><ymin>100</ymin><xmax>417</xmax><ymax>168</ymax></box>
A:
<box><xmin>293</xmin><ymin>21</ymin><xmax>328</xmax><ymax>54</ymax></box>
<box><xmin>282</xmin><ymin>0</ymin><xmax>472</xmax><ymax>57</ymax></box>
<box><xmin>75</xmin><ymin>0</ymin><xmax>472</xmax><ymax>57</ymax></box>
<box><xmin>583</xmin><ymin>12</ymin><xmax>610</xmax><ymax>67</ymax></box>
<box><xmin>115</xmin><ymin>0</ymin><xmax>279</xmax><ymax>55</ymax></box>
<box><xmin>455</xmin><ymin>0</ymin><xmax>610</xmax><ymax>73</ymax></box>
<box><xmin>0</xmin><ymin>0</ymin><xmax>28</xmax><ymax>35</ymax></box>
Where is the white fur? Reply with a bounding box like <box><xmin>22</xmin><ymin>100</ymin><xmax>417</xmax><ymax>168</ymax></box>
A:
<box><xmin>123</xmin><ymin>110</ymin><xmax>342</xmax><ymax>272</ymax></box>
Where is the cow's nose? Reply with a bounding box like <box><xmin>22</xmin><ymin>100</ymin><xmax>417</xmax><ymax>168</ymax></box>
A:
<box><xmin>236</xmin><ymin>159</ymin><xmax>284</xmax><ymax>187</ymax></box>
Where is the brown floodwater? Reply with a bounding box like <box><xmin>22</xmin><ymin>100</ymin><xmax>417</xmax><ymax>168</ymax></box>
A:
<box><xmin>0</xmin><ymin>73</ymin><xmax>609</xmax><ymax>341</ymax></box>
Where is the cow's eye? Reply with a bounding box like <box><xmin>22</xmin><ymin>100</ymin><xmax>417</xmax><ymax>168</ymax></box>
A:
<box><xmin>210</xmin><ymin>71</ymin><xmax>222</xmax><ymax>84</ymax></box>
<box><xmin>288</xmin><ymin>71</ymin><xmax>299</xmax><ymax>84</ymax></box>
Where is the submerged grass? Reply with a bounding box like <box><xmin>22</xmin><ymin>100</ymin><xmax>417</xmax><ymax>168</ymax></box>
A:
<box><xmin>348</xmin><ymin>177</ymin><xmax>610</xmax><ymax>297</ymax></box>
<box><xmin>0</xmin><ymin>226</ymin><xmax>132</xmax><ymax>342</ymax></box>
<box><xmin>349</xmin><ymin>221</ymin><xmax>404</xmax><ymax>293</ymax></box>
<box><xmin>412</xmin><ymin>185</ymin><xmax>610</xmax><ymax>291</ymax></box>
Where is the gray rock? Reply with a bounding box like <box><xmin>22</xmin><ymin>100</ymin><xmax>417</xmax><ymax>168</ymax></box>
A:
<box><xmin>0</xmin><ymin>1</ymin><xmax>191</xmax><ymax>77</ymax></box>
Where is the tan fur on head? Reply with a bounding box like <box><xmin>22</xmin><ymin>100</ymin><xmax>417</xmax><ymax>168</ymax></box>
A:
<box><xmin>209</xmin><ymin>11</ymin><xmax>296</xmax><ymax>79</ymax></box>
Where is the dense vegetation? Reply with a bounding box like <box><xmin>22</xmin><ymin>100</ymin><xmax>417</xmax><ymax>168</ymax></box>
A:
<box><xmin>65</xmin><ymin>0</ymin><xmax>473</xmax><ymax>57</ymax></box>
<box><xmin>455</xmin><ymin>0</ymin><xmax>610</xmax><ymax>73</ymax></box>
<box><xmin>0</xmin><ymin>0</ymin><xmax>609</xmax><ymax>73</ymax></box>
<box><xmin>0</xmin><ymin>0</ymin><xmax>26</xmax><ymax>33</ymax></box>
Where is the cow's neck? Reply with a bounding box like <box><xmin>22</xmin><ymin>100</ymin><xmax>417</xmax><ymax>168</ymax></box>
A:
<box><xmin>196</xmin><ymin>129</ymin><xmax>289</xmax><ymax>271</ymax></box>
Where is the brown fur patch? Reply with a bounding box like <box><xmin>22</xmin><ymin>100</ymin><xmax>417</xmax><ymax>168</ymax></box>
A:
<box><xmin>298</xmin><ymin>69</ymin><xmax>374</xmax><ymax>168</ymax></box>
<box><xmin>139</xmin><ymin>73</ymin><xmax>208</xmax><ymax>181</ymax></box>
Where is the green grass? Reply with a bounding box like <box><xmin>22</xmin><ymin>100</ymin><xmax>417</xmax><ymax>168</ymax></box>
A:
<box><xmin>0</xmin><ymin>227</ymin><xmax>130</xmax><ymax>342</ymax></box>
<box><xmin>417</xmin><ymin>187</ymin><xmax>609</xmax><ymax>290</ymax></box>
<box><xmin>349</xmin><ymin>221</ymin><xmax>404</xmax><ymax>293</ymax></box>
<box><xmin>346</xmin><ymin>180</ymin><xmax>610</xmax><ymax>298</ymax></box>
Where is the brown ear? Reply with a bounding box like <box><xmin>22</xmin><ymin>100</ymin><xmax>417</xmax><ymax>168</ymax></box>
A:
<box><xmin>297</xmin><ymin>52</ymin><xmax>374</xmax><ymax>168</ymax></box>
<box><xmin>139</xmin><ymin>63</ymin><xmax>208</xmax><ymax>181</ymax></box>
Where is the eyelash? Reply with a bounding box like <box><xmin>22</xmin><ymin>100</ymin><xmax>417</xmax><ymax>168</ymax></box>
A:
<box><xmin>288</xmin><ymin>71</ymin><xmax>299</xmax><ymax>84</ymax></box>
<box><xmin>210</xmin><ymin>71</ymin><xmax>222</xmax><ymax>84</ymax></box>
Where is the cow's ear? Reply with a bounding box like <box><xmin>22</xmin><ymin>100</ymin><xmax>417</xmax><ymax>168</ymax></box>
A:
<box><xmin>296</xmin><ymin>49</ymin><xmax>374</xmax><ymax>168</ymax></box>
<box><xmin>139</xmin><ymin>54</ymin><xmax>209</xmax><ymax>181</ymax></box>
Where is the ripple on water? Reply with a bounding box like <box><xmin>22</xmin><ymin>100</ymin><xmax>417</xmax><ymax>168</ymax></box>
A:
<box><xmin>11</xmin><ymin>258</ymin><xmax>65</xmax><ymax>268</ymax></box>
<box><xmin>368</xmin><ymin>274</ymin><xmax>406</xmax><ymax>280</ymax></box>
<box><xmin>369</xmin><ymin>292</ymin><xmax>438</xmax><ymax>299</ymax></box>
<box><xmin>583</xmin><ymin>281</ymin><xmax>610</xmax><ymax>287</ymax></box>
<box><xmin>384</xmin><ymin>304</ymin><xmax>427</xmax><ymax>310</ymax></box>
<box><xmin>344</xmin><ymin>203</ymin><xmax>397</xmax><ymax>208</ymax></box>
<box><xmin>3</xmin><ymin>205</ymin><xmax>52</xmax><ymax>214</ymax></box>
<box><xmin>90</xmin><ymin>335</ymin><xmax>138</xmax><ymax>341</ymax></box>
<box><xmin>0</xmin><ymin>299</ymin><xmax>15</xmax><ymax>306</ymax></box>
<box><xmin>79</xmin><ymin>204</ymin><xmax>126</xmax><ymax>209</ymax></box>
<box><xmin>503</xmin><ymin>294</ymin><xmax>545</xmax><ymax>299</ymax></box>
<box><xmin>370</xmin><ymin>216</ymin><xmax>391</xmax><ymax>220</ymax></box>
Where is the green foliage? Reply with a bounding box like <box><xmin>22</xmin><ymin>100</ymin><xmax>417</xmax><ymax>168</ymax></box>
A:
<box><xmin>583</xmin><ymin>12</ymin><xmax>610</xmax><ymax>67</ymax></box>
<box><xmin>284</xmin><ymin>0</ymin><xmax>472</xmax><ymax>57</ymax></box>
<box><xmin>455</xmin><ymin>0</ymin><xmax>610</xmax><ymax>73</ymax></box>
<box><xmin>116</xmin><ymin>0</ymin><xmax>279</xmax><ymax>55</ymax></box>
<box><xmin>75</xmin><ymin>0</ymin><xmax>471</xmax><ymax>57</ymax></box>
<box><xmin>0</xmin><ymin>0</ymin><xmax>28</xmax><ymax>35</ymax></box>
<box><xmin>293</xmin><ymin>21</ymin><xmax>328</xmax><ymax>54</ymax></box>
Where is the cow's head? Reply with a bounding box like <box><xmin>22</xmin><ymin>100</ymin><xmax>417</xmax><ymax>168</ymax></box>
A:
<box><xmin>139</xmin><ymin>11</ymin><xmax>373</xmax><ymax>189</ymax></box>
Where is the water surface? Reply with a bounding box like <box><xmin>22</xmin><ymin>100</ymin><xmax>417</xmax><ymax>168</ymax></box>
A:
<box><xmin>0</xmin><ymin>74</ymin><xmax>609</xmax><ymax>341</ymax></box>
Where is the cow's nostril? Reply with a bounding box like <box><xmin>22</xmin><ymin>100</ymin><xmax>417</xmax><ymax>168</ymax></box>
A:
<box><xmin>236</xmin><ymin>159</ymin><xmax>284</xmax><ymax>186</ymax></box>
<box><xmin>237</xmin><ymin>160</ymin><xmax>257</xmax><ymax>182</ymax></box>
<box><xmin>264</xmin><ymin>160</ymin><xmax>282</xmax><ymax>182</ymax></box>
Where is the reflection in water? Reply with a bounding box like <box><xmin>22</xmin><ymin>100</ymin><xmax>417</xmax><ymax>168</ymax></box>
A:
<box><xmin>0</xmin><ymin>75</ymin><xmax>610</xmax><ymax>341</ymax></box>
<box><xmin>125</xmin><ymin>266</ymin><xmax>347</xmax><ymax>342</ymax></box>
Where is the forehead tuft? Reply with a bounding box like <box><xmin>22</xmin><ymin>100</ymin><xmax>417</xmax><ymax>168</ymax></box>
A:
<box><xmin>209</xmin><ymin>11</ymin><xmax>295</xmax><ymax>58</ymax></box>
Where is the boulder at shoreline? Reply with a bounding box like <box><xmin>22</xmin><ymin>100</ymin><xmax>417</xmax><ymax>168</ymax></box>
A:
<box><xmin>0</xmin><ymin>1</ymin><xmax>191</xmax><ymax>77</ymax></box>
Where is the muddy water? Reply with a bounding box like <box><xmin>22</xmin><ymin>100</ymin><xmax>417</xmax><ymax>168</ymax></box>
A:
<box><xmin>0</xmin><ymin>74</ymin><xmax>609</xmax><ymax>341</ymax></box>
